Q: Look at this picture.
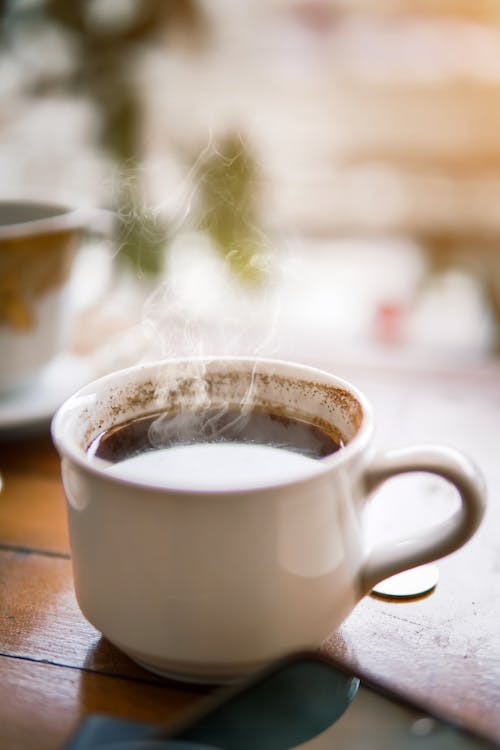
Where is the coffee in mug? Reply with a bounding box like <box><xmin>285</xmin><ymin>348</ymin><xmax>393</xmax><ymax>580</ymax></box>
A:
<box><xmin>88</xmin><ymin>407</ymin><xmax>343</xmax><ymax>490</ymax></box>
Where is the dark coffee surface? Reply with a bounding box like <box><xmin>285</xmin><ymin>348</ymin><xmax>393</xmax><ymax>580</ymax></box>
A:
<box><xmin>88</xmin><ymin>408</ymin><xmax>341</xmax><ymax>464</ymax></box>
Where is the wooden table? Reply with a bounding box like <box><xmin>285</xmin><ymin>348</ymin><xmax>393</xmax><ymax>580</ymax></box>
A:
<box><xmin>1</xmin><ymin>357</ymin><xmax>500</xmax><ymax>748</ymax></box>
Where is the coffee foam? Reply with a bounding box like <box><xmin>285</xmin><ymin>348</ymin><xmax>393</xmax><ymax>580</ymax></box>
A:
<box><xmin>105</xmin><ymin>441</ymin><xmax>323</xmax><ymax>491</ymax></box>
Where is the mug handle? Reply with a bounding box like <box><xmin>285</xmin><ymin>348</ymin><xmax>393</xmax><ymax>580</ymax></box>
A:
<box><xmin>360</xmin><ymin>445</ymin><xmax>486</xmax><ymax>593</ymax></box>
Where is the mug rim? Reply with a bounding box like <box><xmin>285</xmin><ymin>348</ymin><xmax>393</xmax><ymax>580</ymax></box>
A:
<box><xmin>51</xmin><ymin>356</ymin><xmax>374</xmax><ymax>495</ymax></box>
<box><xmin>0</xmin><ymin>199</ymin><xmax>89</xmax><ymax>240</ymax></box>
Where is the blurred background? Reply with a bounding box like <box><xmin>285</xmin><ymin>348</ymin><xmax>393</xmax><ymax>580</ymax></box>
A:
<box><xmin>2</xmin><ymin>0</ymin><xmax>500</xmax><ymax>371</ymax></box>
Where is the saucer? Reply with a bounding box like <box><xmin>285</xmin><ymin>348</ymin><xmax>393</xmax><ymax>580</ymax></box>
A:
<box><xmin>0</xmin><ymin>352</ymin><xmax>94</xmax><ymax>439</ymax></box>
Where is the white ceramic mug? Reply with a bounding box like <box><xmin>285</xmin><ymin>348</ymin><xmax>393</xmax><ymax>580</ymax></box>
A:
<box><xmin>0</xmin><ymin>199</ymin><xmax>111</xmax><ymax>394</ymax></box>
<box><xmin>52</xmin><ymin>357</ymin><xmax>486</xmax><ymax>683</ymax></box>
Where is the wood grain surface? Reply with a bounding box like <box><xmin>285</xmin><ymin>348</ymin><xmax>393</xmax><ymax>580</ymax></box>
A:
<box><xmin>0</xmin><ymin>360</ymin><xmax>499</xmax><ymax>748</ymax></box>
<box><xmin>320</xmin><ymin>360</ymin><xmax>500</xmax><ymax>742</ymax></box>
<box><xmin>0</xmin><ymin>657</ymin><xmax>203</xmax><ymax>750</ymax></box>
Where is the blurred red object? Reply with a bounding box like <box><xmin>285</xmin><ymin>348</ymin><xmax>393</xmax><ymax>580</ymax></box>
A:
<box><xmin>373</xmin><ymin>301</ymin><xmax>407</xmax><ymax>345</ymax></box>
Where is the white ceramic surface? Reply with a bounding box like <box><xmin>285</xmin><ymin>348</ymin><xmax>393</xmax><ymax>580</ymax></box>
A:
<box><xmin>0</xmin><ymin>284</ymin><xmax>74</xmax><ymax>393</ymax></box>
<box><xmin>0</xmin><ymin>200</ymin><xmax>107</xmax><ymax>394</ymax></box>
<box><xmin>0</xmin><ymin>352</ymin><xmax>94</xmax><ymax>438</ymax></box>
<box><xmin>52</xmin><ymin>357</ymin><xmax>486</xmax><ymax>682</ymax></box>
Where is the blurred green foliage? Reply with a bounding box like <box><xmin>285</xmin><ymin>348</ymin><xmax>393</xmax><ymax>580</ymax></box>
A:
<box><xmin>1</xmin><ymin>0</ymin><xmax>265</xmax><ymax>283</ymax></box>
<box><xmin>197</xmin><ymin>134</ymin><xmax>266</xmax><ymax>286</ymax></box>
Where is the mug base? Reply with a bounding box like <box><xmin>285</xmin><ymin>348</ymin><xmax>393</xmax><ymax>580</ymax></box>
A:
<box><xmin>132</xmin><ymin>657</ymin><xmax>241</xmax><ymax>685</ymax></box>
<box><xmin>121</xmin><ymin>647</ymin><xmax>268</xmax><ymax>685</ymax></box>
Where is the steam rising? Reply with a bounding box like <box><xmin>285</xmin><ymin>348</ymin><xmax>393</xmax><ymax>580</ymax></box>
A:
<box><xmin>87</xmin><ymin>137</ymin><xmax>373</xmax><ymax>455</ymax></box>
<box><xmin>92</xmin><ymin>137</ymin><xmax>298</xmax><ymax>448</ymax></box>
<box><xmin>148</xmin><ymin>404</ymin><xmax>255</xmax><ymax>450</ymax></box>
<box><xmin>97</xmin><ymin>135</ymin><xmax>283</xmax><ymax>368</ymax></box>
<box><xmin>145</xmin><ymin>350</ymin><xmax>261</xmax><ymax>450</ymax></box>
